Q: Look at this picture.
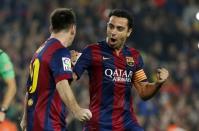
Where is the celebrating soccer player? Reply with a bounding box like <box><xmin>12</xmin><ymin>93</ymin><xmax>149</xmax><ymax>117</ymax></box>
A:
<box><xmin>72</xmin><ymin>9</ymin><xmax>169</xmax><ymax>131</ymax></box>
<box><xmin>20</xmin><ymin>8</ymin><xmax>92</xmax><ymax>131</ymax></box>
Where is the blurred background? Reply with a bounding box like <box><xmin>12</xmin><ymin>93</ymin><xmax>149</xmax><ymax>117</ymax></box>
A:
<box><xmin>0</xmin><ymin>0</ymin><xmax>198</xmax><ymax>131</ymax></box>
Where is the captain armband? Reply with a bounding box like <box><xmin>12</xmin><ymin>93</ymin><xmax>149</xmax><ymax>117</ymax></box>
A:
<box><xmin>133</xmin><ymin>69</ymin><xmax>147</xmax><ymax>82</ymax></box>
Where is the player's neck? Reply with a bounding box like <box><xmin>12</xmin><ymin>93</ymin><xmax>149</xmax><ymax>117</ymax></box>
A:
<box><xmin>106</xmin><ymin>39</ymin><xmax>123</xmax><ymax>56</ymax></box>
<box><xmin>109</xmin><ymin>45</ymin><xmax>123</xmax><ymax>56</ymax></box>
<box><xmin>50</xmin><ymin>32</ymin><xmax>70</xmax><ymax>47</ymax></box>
<box><xmin>114</xmin><ymin>48</ymin><xmax>123</xmax><ymax>56</ymax></box>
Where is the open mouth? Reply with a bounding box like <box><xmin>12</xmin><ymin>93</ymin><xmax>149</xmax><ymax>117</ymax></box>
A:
<box><xmin>110</xmin><ymin>38</ymin><xmax>116</xmax><ymax>43</ymax></box>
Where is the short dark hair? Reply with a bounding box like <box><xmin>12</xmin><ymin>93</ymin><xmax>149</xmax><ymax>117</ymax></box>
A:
<box><xmin>50</xmin><ymin>8</ymin><xmax>76</xmax><ymax>33</ymax></box>
<box><xmin>109</xmin><ymin>9</ymin><xmax>133</xmax><ymax>29</ymax></box>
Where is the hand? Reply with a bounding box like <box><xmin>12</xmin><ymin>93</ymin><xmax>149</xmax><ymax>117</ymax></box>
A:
<box><xmin>70</xmin><ymin>50</ymin><xmax>81</xmax><ymax>65</ymax></box>
<box><xmin>0</xmin><ymin>112</ymin><xmax>5</xmax><ymax>122</ymax></box>
<box><xmin>74</xmin><ymin>108</ymin><xmax>92</xmax><ymax>122</ymax></box>
<box><xmin>156</xmin><ymin>68</ymin><xmax>169</xmax><ymax>84</ymax></box>
<box><xmin>20</xmin><ymin>117</ymin><xmax>27</xmax><ymax>131</ymax></box>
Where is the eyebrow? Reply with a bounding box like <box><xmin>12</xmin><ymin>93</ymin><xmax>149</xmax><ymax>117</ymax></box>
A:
<box><xmin>108</xmin><ymin>22</ymin><xmax>125</xmax><ymax>28</ymax></box>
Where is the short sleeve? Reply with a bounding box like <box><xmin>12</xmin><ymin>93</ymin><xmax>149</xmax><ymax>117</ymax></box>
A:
<box><xmin>133</xmin><ymin>52</ymin><xmax>147</xmax><ymax>82</ymax></box>
<box><xmin>73</xmin><ymin>46</ymin><xmax>92</xmax><ymax>79</ymax></box>
<box><xmin>50</xmin><ymin>48</ymin><xmax>73</xmax><ymax>83</ymax></box>
<box><xmin>135</xmin><ymin>54</ymin><xmax>144</xmax><ymax>71</ymax></box>
<box><xmin>0</xmin><ymin>51</ymin><xmax>15</xmax><ymax>79</ymax></box>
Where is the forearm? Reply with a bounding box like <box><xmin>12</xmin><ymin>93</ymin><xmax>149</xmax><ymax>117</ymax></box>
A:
<box><xmin>134</xmin><ymin>81</ymin><xmax>163</xmax><ymax>100</ymax></box>
<box><xmin>22</xmin><ymin>93</ymin><xmax>28</xmax><ymax>120</ymax></box>
<box><xmin>56</xmin><ymin>80</ymin><xmax>80</xmax><ymax>114</ymax></box>
<box><xmin>2</xmin><ymin>78</ymin><xmax>17</xmax><ymax>109</ymax></box>
<box><xmin>134</xmin><ymin>68</ymin><xmax>169</xmax><ymax>100</ymax></box>
<box><xmin>20</xmin><ymin>93</ymin><xmax>27</xmax><ymax>130</ymax></box>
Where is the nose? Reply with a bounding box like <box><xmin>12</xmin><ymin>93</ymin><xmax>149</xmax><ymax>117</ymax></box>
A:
<box><xmin>110</xmin><ymin>29</ymin><xmax>117</xmax><ymax>37</ymax></box>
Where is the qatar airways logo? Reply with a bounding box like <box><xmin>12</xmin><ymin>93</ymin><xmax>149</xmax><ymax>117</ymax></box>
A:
<box><xmin>105</xmin><ymin>68</ymin><xmax>133</xmax><ymax>82</ymax></box>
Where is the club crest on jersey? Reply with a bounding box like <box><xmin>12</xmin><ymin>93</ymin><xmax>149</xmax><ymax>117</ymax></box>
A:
<box><xmin>62</xmin><ymin>57</ymin><xmax>72</xmax><ymax>71</ymax></box>
<box><xmin>126</xmin><ymin>57</ymin><xmax>134</xmax><ymax>66</ymax></box>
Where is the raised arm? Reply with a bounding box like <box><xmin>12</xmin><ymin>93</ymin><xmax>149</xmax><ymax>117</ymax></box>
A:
<box><xmin>133</xmin><ymin>68</ymin><xmax>169</xmax><ymax>101</ymax></box>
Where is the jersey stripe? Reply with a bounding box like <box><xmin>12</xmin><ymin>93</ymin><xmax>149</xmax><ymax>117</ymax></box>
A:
<box><xmin>49</xmin><ymin>91</ymin><xmax>62</xmax><ymax>130</ymax></box>
<box><xmin>112</xmin><ymin>51</ymin><xmax>125</xmax><ymax>131</ymax></box>
<box><xmin>89</xmin><ymin>45</ymin><xmax>103</xmax><ymax>130</ymax></box>
<box><xmin>100</xmin><ymin>45</ymin><xmax>114</xmax><ymax>130</ymax></box>
<box><xmin>122</xmin><ymin>48</ymin><xmax>132</xmax><ymax>130</ymax></box>
<box><xmin>43</xmin><ymin>80</ymin><xmax>55</xmax><ymax>130</ymax></box>
<box><xmin>129</xmin><ymin>48</ymin><xmax>140</xmax><ymax>126</ymax></box>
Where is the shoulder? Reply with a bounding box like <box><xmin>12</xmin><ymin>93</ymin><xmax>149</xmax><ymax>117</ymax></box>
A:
<box><xmin>42</xmin><ymin>46</ymin><xmax>70</xmax><ymax>64</ymax></box>
<box><xmin>81</xmin><ymin>43</ymin><xmax>100</xmax><ymax>54</ymax></box>
<box><xmin>0</xmin><ymin>49</ymin><xmax>7</xmax><ymax>57</ymax></box>
<box><xmin>53</xmin><ymin>47</ymin><xmax>70</xmax><ymax>57</ymax></box>
<box><xmin>126</xmin><ymin>47</ymin><xmax>145</xmax><ymax>67</ymax></box>
<box><xmin>0</xmin><ymin>50</ymin><xmax>11</xmax><ymax>62</ymax></box>
<box><xmin>44</xmin><ymin>38</ymin><xmax>65</xmax><ymax>54</ymax></box>
<box><xmin>127</xmin><ymin>47</ymin><xmax>141</xmax><ymax>57</ymax></box>
<box><xmin>85</xmin><ymin>43</ymin><xmax>100</xmax><ymax>49</ymax></box>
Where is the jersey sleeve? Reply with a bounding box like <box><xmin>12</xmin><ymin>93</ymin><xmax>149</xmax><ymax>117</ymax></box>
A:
<box><xmin>73</xmin><ymin>46</ymin><xmax>92</xmax><ymax>79</ymax></box>
<box><xmin>50</xmin><ymin>48</ymin><xmax>73</xmax><ymax>83</ymax></box>
<box><xmin>133</xmin><ymin>52</ymin><xmax>147</xmax><ymax>82</ymax></box>
<box><xmin>0</xmin><ymin>51</ymin><xmax>15</xmax><ymax>79</ymax></box>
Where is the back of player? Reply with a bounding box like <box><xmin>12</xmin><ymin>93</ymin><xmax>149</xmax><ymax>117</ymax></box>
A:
<box><xmin>25</xmin><ymin>8</ymin><xmax>77</xmax><ymax>131</ymax></box>
<box><xmin>27</xmin><ymin>38</ymin><xmax>73</xmax><ymax>131</ymax></box>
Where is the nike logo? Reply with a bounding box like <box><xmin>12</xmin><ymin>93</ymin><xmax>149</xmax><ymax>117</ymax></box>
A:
<box><xmin>102</xmin><ymin>56</ymin><xmax>110</xmax><ymax>60</ymax></box>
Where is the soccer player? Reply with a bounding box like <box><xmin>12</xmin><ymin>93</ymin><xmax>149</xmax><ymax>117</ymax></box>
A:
<box><xmin>73</xmin><ymin>9</ymin><xmax>169</xmax><ymax>131</ymax></box>
<box><xmin>20</xmin><ymin>8</ymin><xmax>92</xmax><ymax>131</ymax></box>
<box><xmin>0</xmin><ymin>49</ymin><xmax>17</xmax><ymax>122</ymax></box>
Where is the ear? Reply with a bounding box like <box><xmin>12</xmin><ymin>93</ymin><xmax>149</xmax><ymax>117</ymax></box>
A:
<box><xmin>49</xmin><ymin>26</ymin><xmax>53</xmax><ymax>33</ymax></box>
<box><xmin>70</xmin><ymin>25</ymin><xmax>76</xmax><ymax>35</ymax></box>
<box><xmin>127</xmin><ymin>28</ymin><xmax>132</xmax><ymax>37</ymax></box>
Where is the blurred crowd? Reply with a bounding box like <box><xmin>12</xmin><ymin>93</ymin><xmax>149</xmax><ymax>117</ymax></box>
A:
<box><xmin>0</xmin><ymin>0</ymin><xmax>198</xmax><ymax>130</ymax></box>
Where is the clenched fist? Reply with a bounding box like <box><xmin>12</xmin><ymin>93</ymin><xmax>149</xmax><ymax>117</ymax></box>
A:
<box><xmin>70</xmin><ymin>50</ymin><xmax>81</xmax><ymax>65</ymax></box>
<box><xmin>74</xmin><ymin>108</ymin><xmax>92</xmax><ymax>122</ymax></box>
<box><xmin>156</xmin><ymin>68</ymin><xmax>169</xmax><ymax>84</ymax></box>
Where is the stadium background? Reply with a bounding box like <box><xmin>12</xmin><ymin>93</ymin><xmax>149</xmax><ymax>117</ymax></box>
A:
<box><xmin>0</xmin><ymin>0</ymin><xmax>198</xmax><ymax>130</ymax></box>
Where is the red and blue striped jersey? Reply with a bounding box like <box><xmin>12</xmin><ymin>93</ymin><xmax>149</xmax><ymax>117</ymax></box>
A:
<box><xmin>26</xmin><ymin>38</ymin><xmax>72</xmax><ymax>131</ymax></box>
<box><xmin>74</xmin><ymin>41</ymin><xmax>146</xmax><ymax>131</ymax></box>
